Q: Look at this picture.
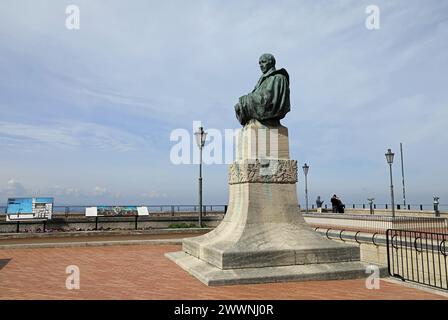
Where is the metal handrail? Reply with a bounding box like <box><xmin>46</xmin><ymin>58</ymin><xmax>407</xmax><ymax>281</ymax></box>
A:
<box><xmin>372</xmin><ymin>233</ymin><xmax>379</xmax><ymax>246</ymax></box>
<box><xmin>354</xmin><ymin>231</ymin><xmax>362</xmax><ymax>244</ymax></box>
<box><xmin>339</xmin><ymin>230</ymin><xmax>346</xmax><ymax>242</ymax></box>
<box><xmin>325</xmin><ymin>228</ymin><xmax>332</xmax><ymax>240</ymax></box>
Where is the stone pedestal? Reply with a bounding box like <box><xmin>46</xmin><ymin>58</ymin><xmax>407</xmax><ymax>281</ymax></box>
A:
<box><xmin>166</xmin><ymin>120</ymin><xmax>381</xmax><ymax>286</ymax></box>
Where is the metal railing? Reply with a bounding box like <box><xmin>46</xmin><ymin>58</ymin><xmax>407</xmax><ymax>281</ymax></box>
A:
<box><xmin>1</xmin><ymin>203</ymin><xmax>446</xmax><ymax>215</ymax></box>
<box><xmin>53</xmin><ymin>204</ymin><xmax>227</xmax><ymax>214</ymax></box>
<box><xmin>305</xmin><ymin>214</ymin><xmax>448</xmax><ymax>235</ymax></box>
<box><xmin>0</xmin><ymin>203</ymin><xmax>448</xmax><ymax>214</ymax></box>
<box><xmin>387</xmin><ymin>229</ymin><xmax>448</xmax><ymax>291</ymax></box>
<box><xmin>0</xmin><ymin>204</ymin><xmax>228</xmax><ymax>215</ymax></box>
<box><xmin>0</xmin><ymin>213</ymin><xmax>226</xmax><ymax>233</ymax></box>
<box><xmin>0</xmin><ymin>204</ymin><xmax>228</xmax><ymax>233</ymax></box>
<box><xmin>312</xmin><ymin>203</ymin><xmax>447</xmax><ymax>212</ymax></box>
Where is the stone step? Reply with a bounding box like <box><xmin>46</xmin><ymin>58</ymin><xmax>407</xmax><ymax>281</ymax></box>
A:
<box><xmin>183</xmin><ymin>238</ymin><xmax>360</xmax><ymax>269</ymax></box>
<box><xmin>166</xmin><ymin>251</ymin><xmax>387</xmax><ymax>286</ymax></box>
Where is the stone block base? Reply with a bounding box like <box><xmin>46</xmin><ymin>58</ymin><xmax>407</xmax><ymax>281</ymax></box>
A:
<box><xmin>166</xmin><ymin>251</ymin><xmax>387</xmax><ymax>286</ymax></box>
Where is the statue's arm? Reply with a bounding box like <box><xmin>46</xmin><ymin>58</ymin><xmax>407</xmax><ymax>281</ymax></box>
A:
<box><xmin>238</xmin><ymin>78</ymin><xmax>276</xmax><ymax>116</ymax></box>
<box><xmin>242</xmin><ymin>75</ymin><xmax>288</xmax><ymax>115</ymax></box>
<box><xmin>235</xmin><ymin>75</ymin><xmax>289</xmax><ymax>124</ymax></box>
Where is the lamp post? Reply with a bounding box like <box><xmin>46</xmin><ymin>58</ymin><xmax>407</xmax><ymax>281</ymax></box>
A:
<box><xmin>302</xmin><ymin>163</ymin><xmax>309</xmax><ymax>214</ymax></box>
<box><xmin>194</xmin><ymin>126</ymin><xmax>207</xmax><ymax>228</ymax></box>
<box><xmin>385</xmin><ymin>148</ymin><xmax>395</xmax><ymax>218</ymax></box>
<box><xmin>400</xmin><ymin>143</ymin><xmax>406</xmax><ymax>207</ymax></box>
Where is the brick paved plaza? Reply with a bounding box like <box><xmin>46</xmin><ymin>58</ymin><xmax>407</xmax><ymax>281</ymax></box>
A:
<box><xmin>0</xmin><ymin>244</ymin><xmax>446</xmax><ymax>300</ymax></box>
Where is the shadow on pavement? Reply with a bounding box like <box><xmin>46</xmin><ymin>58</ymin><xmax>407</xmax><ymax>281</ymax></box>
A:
<box><xmin>0</xmin><ymin>259</ymin><xmax>11</xmax><ymax>271</ymax></box>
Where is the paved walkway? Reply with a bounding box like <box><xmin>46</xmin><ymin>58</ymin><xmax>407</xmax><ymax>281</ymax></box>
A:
<box><xmin>0</xmin><ymin>245</ymin><xmax>445</xmax><ymax>300</ymax></box>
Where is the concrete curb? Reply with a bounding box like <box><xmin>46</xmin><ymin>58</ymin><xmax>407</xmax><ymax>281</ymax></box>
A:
<box><xmin>382</xmin><ymin>277</ymin><xmax>448</xmax><ymax>298</ymax></box>
<box><xmin>0</xmin><ymin>239</ymin><xmax>184</xmax><ymax>250</ymax></box>
<box><xmin>0</xmin><ymin>228</ymin><xmax>214</xmax><ymax>240</ymax></box>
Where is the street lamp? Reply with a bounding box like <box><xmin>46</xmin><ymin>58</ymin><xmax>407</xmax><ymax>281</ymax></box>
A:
<box><xmin>385</xmin><ymin>148</ymin><xmax>395</xmax><ymax>218</ymax></box>
<box><xmin>302</xmin><ymin>163</ymin><xmax>309</xmax><ymax>214</ymax></box>
<box><xmin>194</xmin><ymin>126</ymin><xmax>207</xmax><ymax>228</ymax></box>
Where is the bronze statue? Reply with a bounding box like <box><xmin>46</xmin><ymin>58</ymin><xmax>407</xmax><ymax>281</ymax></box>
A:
<box><xmin>234</xmin><ymin>53</ymin><xmax>291</xmax><ymax>126</ymax></box>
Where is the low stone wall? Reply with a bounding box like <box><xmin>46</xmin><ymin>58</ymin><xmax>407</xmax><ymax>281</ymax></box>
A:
<box><xmin>313</xmin><ymin>229</ymin><xmax>389</xmax><ymax>266</ymax></box>
<box><xmin>303</xmin><ymin>213</ymin><xmax>448</xmax><ymax>235</ymax></box>
<box><xmin>0</xmin><ymin>215</ymin><xmax>224</xmax><ymax>234</ymax></box>
<box><xmin>306</xmin><ymin>208</ymin><xmax>447</xmax><ymax>218</ymax></box>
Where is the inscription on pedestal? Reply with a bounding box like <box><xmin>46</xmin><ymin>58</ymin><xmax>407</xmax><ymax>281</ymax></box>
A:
<box><xmin>229</xmin><ymin>159</ymin><xmax>298</xmax><ymax>184</ymax></box>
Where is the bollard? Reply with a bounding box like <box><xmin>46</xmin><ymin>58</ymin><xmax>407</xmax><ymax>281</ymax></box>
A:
<box><xmin>16</xmin><ymin>221</ymin><xmax>20</xmax><ymax>233</ymax></box>
<box><xmin>385</xmin><ymin>204</ymin><xmax>388</xmax><ymax>209</ymax></box>
<box><xmin>362</xmin><ymin>204</ymin><xmax>365</xmax><ymax>209</ymax></box>
<box><xmin>420</xmin><ymin>204</ymin><xmax>423</xmax><ymax>211</ymax></box>
<box><xmin>135</xmin><ymin>215</ymin><xmax>139</xmax><ymax>230</ymax></box>
<box><xmin>224</xmin><ymin>205</ymin><xmax>228</xmax><ymax>213</ymax></box>
<box><xmin>397</xmin><ymin>204</ymin><xmax>401</xmax><ymax>210</ymax></box>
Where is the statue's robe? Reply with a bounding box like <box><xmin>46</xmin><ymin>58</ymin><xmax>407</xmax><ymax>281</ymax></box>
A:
<box><xmin>235</xmin><ymin>68</ymin><xmax>290</xmax><ymax>126</ymax></box>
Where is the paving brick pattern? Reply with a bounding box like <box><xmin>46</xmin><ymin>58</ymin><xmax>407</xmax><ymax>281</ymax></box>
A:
<box><xmin>0</xmin><ymin>245</ymin><xmax>445</xmax><ymax>300</ymax></box>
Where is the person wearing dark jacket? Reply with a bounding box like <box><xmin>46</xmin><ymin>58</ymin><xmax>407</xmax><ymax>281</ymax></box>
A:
<box><xmin>331</xmin><ymin>195</ymin><xmax>339</xmax><ymax>213</ymax></box>
<box><xmin>331</xmin><ymin>194</ymin><xmax>345</xmax><ymax>213</ymax></box>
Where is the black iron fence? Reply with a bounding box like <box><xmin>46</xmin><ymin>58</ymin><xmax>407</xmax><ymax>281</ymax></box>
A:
<box><xmin>387</xmin><ymin>229</ymin><xmax>448</xmax><ymax>291</ymax></box>
<box><xmin>0</xmin><ymin>214</ymin><xmax>226</xmax><ymax>234</ymax></box>
<box><xmin>0</xmin><ymin>204</ymin><xmax>228</xmax><ymax>233</ymax></box>
<box><xmin>0</xmin><ymin>204</ymin><xmax>228</xmax><ymax>215</ymax></box>
<box><xmin>2</xmin><ymin>203</ymin><xmax>445</xmax><ymax>216</ymax></box>
<box><xmin>312</xmin><ymin>203</ymin><xmax>447</xmax><ymax>212</ymax></box>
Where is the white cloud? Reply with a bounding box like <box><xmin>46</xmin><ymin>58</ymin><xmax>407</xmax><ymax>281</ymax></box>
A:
<box><xmin>0</xmin><ymin>121</ymin><xmax>147</xmax><ymax>151</ymax></box>
<box><xmin>2</xmin><ymin>179</ymin><xmax>27</xmax><ymax>197</ymax></box>
<box><xmin>142</xmin><ymin>191</ymin><xmax>168</xmax><ymax>199</ymax></box>
<box><xmin>92</xmin><ymin>186</ymin><xmax>107</xmax><ymax>196</ymax></box>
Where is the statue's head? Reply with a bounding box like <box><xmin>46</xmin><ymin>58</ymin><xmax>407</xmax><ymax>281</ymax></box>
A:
<box><xmin>259</xmin><ymin>53</ymin><xmax>276</xmax><ymax>74</ymax></box>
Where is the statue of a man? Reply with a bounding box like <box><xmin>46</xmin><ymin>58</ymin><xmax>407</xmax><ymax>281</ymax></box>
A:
<box><xmin>234</xmin><ymin>53</ymin><xmax>291</xmax><ymax>126</ymax></box>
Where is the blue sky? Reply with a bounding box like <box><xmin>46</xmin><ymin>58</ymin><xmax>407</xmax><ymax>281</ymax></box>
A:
<box><xmin>0</xmin><ymin>0</ymin><xmax>447</xmax><ymax>206</ymax></box>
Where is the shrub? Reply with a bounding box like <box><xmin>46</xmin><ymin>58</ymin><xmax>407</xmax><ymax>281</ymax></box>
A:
<box><xmin>168</xmin><ymin>223</ymin><xmax>198</xmax><ymax>229</ymax></box>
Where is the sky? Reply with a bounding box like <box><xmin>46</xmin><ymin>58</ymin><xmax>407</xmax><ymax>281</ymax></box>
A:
<box><xmin>0</xmin><ymin>0</ymin><xmax>447</xmax><ymax>206</ymax></box>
